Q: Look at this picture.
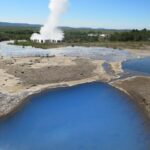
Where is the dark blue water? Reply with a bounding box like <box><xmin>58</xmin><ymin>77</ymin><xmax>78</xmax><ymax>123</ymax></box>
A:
<box><xmin>123</xmin><ymin>57</ymin><xmax>150</xmax><ymax>75</ymax></box>
<box><xmin>0</xmin><ymin>83</ymin><xmax>150</xmax><ymax>150</ymax></box>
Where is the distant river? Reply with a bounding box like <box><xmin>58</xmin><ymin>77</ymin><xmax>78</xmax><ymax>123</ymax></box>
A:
<box><xmin>0</xmin><ymin>83</ymin><xmax>150</xmax><ymax>150</ymax></box>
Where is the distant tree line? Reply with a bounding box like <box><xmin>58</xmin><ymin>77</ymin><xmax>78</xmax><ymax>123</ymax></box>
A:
<box><xmin>0</xmin><ymin>27</ymin><xmax>150</xmax><ymax>43</ymax></box>
<box><xmin>0</xmin><ymin>27</ymin><xmax>38</xmax><ymax>42</ymax></box>
<box><xmin>64</xmin><ymin>31</ymin><xmax>100</xmax><ymax>43</ymax></box>
<box><xmin>109</xmin><ymin>29</ymin><xmax>150</xmax><ymax>41</ymax></box>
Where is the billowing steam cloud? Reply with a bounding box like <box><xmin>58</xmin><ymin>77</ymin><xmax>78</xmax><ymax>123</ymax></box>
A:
<box><xmin>31</xmin><ymin>0</ymin><xmax>68</xmax><ymax>42</ymax></box>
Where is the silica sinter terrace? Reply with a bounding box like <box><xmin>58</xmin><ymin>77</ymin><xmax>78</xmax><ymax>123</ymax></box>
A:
<box><xmin>0</xmin><ymin>83</ymin><xmax>150</xmax><ymax>150</ymax></box>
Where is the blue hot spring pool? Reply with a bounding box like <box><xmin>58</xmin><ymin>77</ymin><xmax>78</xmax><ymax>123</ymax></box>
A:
<box><xmin>0</xmin><ymin>83</ymin><xmax>150</xmax><ymax>150</ymax></box>
<box><xmin>123</xmin><ymin>57</ymin><xmax>150</xmax><ymax>75</ymax></box>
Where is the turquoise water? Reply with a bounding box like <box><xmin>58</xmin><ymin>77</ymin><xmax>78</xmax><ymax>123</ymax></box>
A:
<box><xmin>123</xmin><ymin>57</ymin><xmax>150</xmax><ymax>75</ymax></box>
<box><xmin>0</xmin><ymin>83</ymin><xmax>150</xmax><ymax>150</ymax></box>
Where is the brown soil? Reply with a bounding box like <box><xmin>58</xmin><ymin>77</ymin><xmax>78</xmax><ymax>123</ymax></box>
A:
<box><xmin>112</xmin><ymin>76</ymin><xmax>150</xmax><ymax>118</ymax></box>
<box><xmin>6</xmin><ymin>59</ymin><xmax>96</xmax><ymax>86</ymax></box>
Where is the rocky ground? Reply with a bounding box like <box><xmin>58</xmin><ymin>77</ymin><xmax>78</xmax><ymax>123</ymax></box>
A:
<box><xmin>0</xmin><ymin>54</ymin><xmax>150</xmax><ymax>119</ymax></box>
<box><xmin>0</xmin><ymin>56</ymin><xmax>123</xmax><ymax>118</ymax></box>
<box><xmin>111</xmin><ymin>76</ymin><xmax>150</xmax><ymax>118</ymax></box>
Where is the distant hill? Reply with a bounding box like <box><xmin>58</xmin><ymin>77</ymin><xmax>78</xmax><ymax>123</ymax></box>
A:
<box><xmin>0</xmin><ymin>22</ymin><xmax>130</xmax><ymax>32</ymax></box>
<box><xmin>0</xmin><ymin>22</ymin><xmax>98</xmax><ymax>29</ymax></box>
<box><xmin>0</xmin><ymin>22</ymin><xmax>41</xmax><ymax>27</ymax></box>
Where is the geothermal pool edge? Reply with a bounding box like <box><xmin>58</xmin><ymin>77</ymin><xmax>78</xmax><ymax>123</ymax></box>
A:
<box><xmin>1</xmin><ymin>76</ymin><xmax>150</xmax><ymax>121</ymax></box>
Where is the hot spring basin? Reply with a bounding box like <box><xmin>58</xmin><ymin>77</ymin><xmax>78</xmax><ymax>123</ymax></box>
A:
<box><xmin>123</xmin><ymin>57</ymin><xmax>150</xmax><ymax>75</ymax></box>
<box><xmin>0</xmin><ymin>83</ymin><xmax>150</xmax><ymax>150</ymax></box>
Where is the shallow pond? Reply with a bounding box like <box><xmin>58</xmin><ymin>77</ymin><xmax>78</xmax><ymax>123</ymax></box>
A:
<box><xmin>123</xmin><ymin>57</ymin><xmax>150</xmax><ymax>75</ymax></box>
<box><xmin>0</xmin><ymin>41</ymin><xmax>136</xmax><ymax>62</ymax></box>
<box><xmin>0</xmin><ymin>83</ymin><xmax>150</xmax><ymax>150</ymax></box>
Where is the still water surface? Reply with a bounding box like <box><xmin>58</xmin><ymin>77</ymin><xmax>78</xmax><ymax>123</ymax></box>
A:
<box><xmin>0</xmin><ymin>41</ymin><xmax>136</xmax><ymax>62</ymax></box>
<box><xmin>123</xmin><ymin>57</ymin><xmax>150</xmax><ymax>75</ymax></box>
<box><xmin>0</xmin><ymin>83</ymin><xmax>150</xmax><ymax>150</ymax></box>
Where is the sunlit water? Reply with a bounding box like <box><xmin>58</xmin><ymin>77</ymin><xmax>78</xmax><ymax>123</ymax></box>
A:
<box><xmin>0</xmin><ymin>41</ymin><xmax>137</xmax><ymax>62</ymax></box>
<box><xmin>123</xmin><ymin>57</ymin><xmax>150</xmax><ymax>75</ymax></box>
<box><xmin>0</xmin><ymin>83</ymin><xmax>150</xmax><ymax>150</ymax></box>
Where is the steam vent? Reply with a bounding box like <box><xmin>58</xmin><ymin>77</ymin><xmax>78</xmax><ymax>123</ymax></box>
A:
<box><xmin>30</xmin><ymin>0</ymin><xmax>68</xmax><ymax>44</ymax></box>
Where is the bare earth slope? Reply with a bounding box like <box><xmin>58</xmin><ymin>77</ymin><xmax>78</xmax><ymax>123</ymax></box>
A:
<box><xmin>0</xmin><ymin>56</ymin><xmax>122</xmax><ymax>118</ymax></box>
<box><xmin>0</xmin><ymin>55</ymin><xmax>150</xmax><ymax>120</ymax></box>
<box><xmin>111</xmin><ymin>76</ymin><xmax>150</xmax><ymax>118</ymax></box>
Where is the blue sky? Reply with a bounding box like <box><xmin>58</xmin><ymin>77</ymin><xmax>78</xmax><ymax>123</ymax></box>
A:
<box><xmin>0</xmin><ymin>0</ymin><xmax>150</xmax><ymax>29</ymax></box>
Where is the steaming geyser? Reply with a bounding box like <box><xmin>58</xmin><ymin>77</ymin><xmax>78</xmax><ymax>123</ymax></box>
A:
<box><xmin>31</xmin><ymin>0</ymin><xmax>68</xmax><ymax>43</ymax></box>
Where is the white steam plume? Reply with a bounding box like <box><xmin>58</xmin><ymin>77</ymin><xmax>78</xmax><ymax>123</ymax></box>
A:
<box><xmin>31</xmin><ymin>0</ymin><xmax>68</xmax><ymax>42</ymax></box>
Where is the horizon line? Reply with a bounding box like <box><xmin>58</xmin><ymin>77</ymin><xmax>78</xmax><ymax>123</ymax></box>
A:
<box><xmin>0</xmin><ymin>21</ymin><xmax>149</xmax><ymax>30</ymax></box>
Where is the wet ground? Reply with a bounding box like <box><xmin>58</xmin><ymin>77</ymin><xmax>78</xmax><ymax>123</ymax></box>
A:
<box><xmin>0</xmin><ymin>41</ymin><xmax>137</xmax><ymax>62</ymax></box>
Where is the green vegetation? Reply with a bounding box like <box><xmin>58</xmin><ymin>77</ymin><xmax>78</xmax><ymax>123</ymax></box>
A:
<box><xmin>0</xmin><ymin>26</ymin><xmax>150</xmax><ymax>50</ymax></box>
<box><xmin>110</xmin><ymin>29</ymin><xmax>150</xmax><ymax>41</ymax></box>
<box><xmin>0</xmin><ymin>27</ymin><xmax>39</xmax><ymax>41</ymax></box>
